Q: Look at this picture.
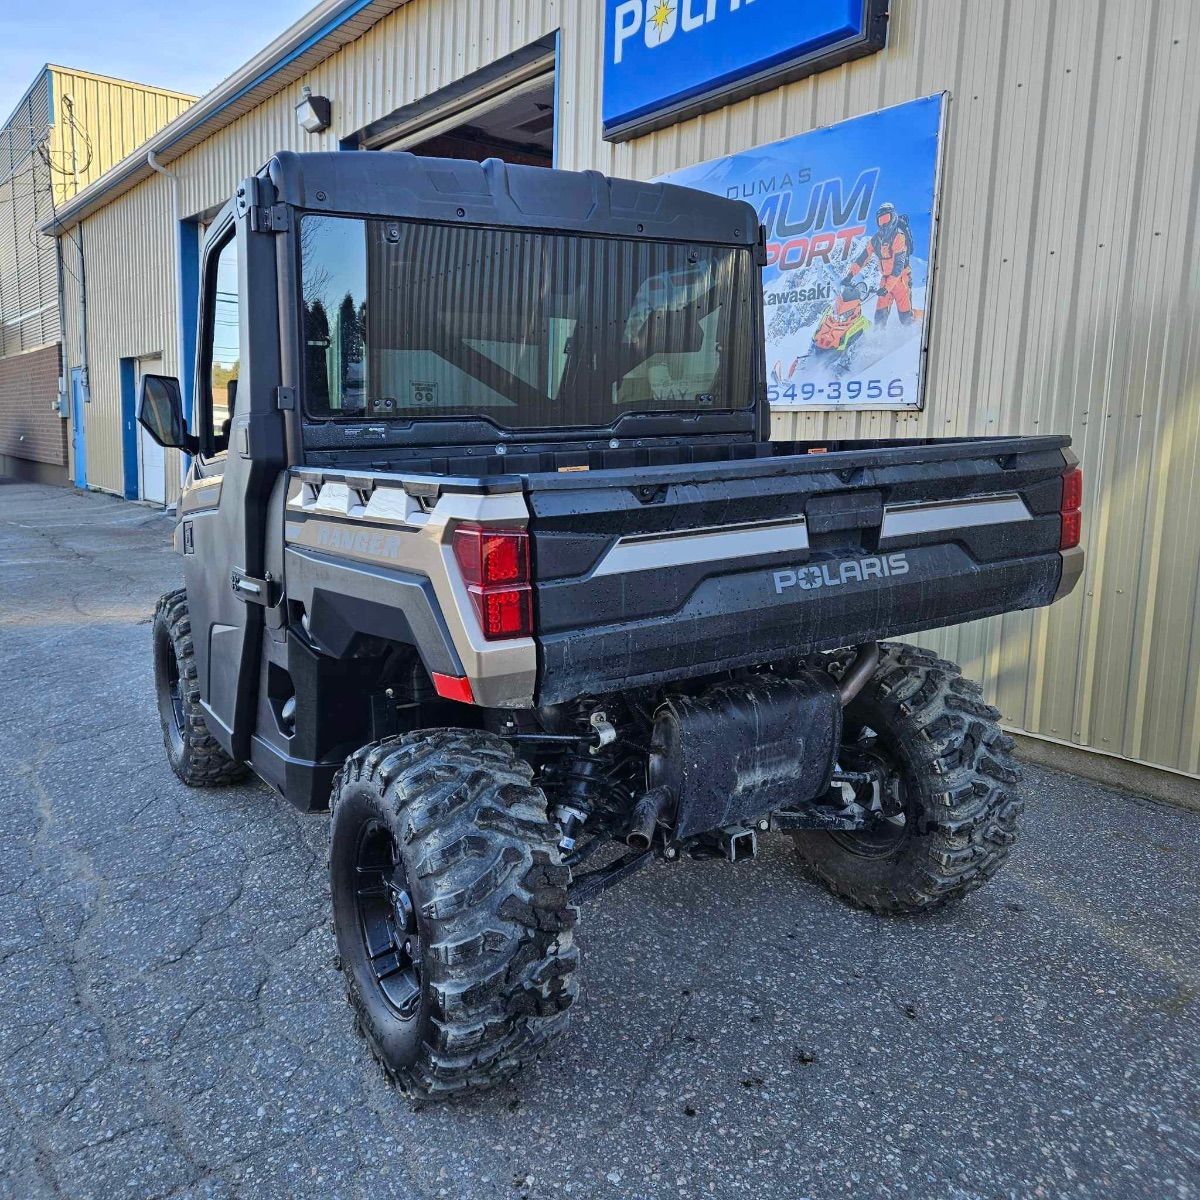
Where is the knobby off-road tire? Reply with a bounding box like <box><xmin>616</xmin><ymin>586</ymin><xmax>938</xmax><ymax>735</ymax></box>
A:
<box><xmin>152</xmin><ymin>589</ymin><xmax>248</xmax><ymax>787</ymax></box>
<box><xmin>792</xmin><ymin>643</ymin><xmax>1023</xmax><ymax>914</ymax></box>
<box><xmin>329</xmin><ymin>729</ymin><xmax>579</xmax><ymax>1099</ymax></box>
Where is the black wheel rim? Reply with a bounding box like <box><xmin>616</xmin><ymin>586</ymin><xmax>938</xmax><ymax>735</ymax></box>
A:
<box><xmin>353</xmin><ymin>821</ymin><xmax>423</xmax><ymax>1020</ymax></box>
<box><xmin>154</xmin><ymin>626</ymin><xmax>186</xmax><ymax>759</ymax></box>
<box><xmin>830</xmin><ymin>732</ymin><xmax>911</xmax><ymax>859</ymax></box>
<box><xmin>165</xmin><ymin>645</ymin><xmax>185</xmax><ymax>736</ymax></box>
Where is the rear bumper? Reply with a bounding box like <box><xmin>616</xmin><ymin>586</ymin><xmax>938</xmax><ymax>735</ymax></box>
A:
<box><xmin>1055</xmin><ymin>546</ymin><xmax>1085</xmax><ymax>601</ymax></box>
<box><xmin>536</xmin><ymin>545</ymin><xmax>1063</xmax><ymax>705</ymax></box>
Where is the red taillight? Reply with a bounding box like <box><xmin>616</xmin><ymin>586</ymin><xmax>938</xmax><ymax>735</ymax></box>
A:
<box><xmin>1061</xmin><ymin>468</ymin><xmax>1083</xmax><ymax>515</ymax></box>
<box><xmin>452</xmin><ymin>526</ymin><xmax>529</xmax><ymax>587</ymax></box>
<box><xmin>478</xmin><ymin>587</ymin><xmax>533</xmax><ymax>638</ymax></box>
<box><xmin>1060</xmin><ymin>467</ymin><xmax>1083</xmax><ymax>550</ymax></box>
<box><xmin>451</xmin><ymin>525</ymin><xmax>533</xmax><ymax>640</ymax></box>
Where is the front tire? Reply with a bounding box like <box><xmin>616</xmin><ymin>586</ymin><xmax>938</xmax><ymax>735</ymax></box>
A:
<box><xmin>792</xmin><ymin>644</ymin><xmax>1023</xmax><ymax>914</ymax></box>
<box><xmin>330</xmin><ymin>729</ymin><xmax>579</xmax><ymax>1098</ymax></box>
<box><xmin>152</xmin><ymin>589</ymin><xmax>247</xmax><ymax>787</ymax></box>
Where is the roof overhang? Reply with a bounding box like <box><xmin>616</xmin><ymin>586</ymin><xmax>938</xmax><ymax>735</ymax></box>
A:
<box><xmin>42</xmin><ymin>0</ymin><xmax>409</xmax><ymax>235</ymax></box>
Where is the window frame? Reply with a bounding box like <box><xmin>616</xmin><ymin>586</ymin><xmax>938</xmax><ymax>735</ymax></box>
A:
<box><xmin>196</xmin><ymin>221</ymin><xmax>239</xmax><ymax>462</ymax></box>
<box><xmin>294</xmin><ymin>212</ymin><xmax>760</xmax><ymax>434</ymax></box>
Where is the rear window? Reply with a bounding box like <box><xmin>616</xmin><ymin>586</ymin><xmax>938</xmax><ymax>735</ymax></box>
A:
<box><xmin>299</xmin><ymin>214</ymin><xmax>758</xmax><ymax>429</ymax></box>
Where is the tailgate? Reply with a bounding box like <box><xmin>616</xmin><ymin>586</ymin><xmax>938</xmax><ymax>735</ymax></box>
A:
<box><xmin>527</xmin><ymin>437</ymin><xmax>1074</xmax><ymax>705</ymax></box>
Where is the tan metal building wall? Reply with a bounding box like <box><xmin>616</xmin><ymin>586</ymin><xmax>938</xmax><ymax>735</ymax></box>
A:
<box><xmin>55</xmin><ymin>0</ymin><xmax>1200</xmax><ymax>780</ymax></box>
<box><xmin>60</xmin><ymin>169</ymin><xmax>181</xmax><ymax>495</ymax></box>
<box><xmin>1</xmin><ymin>65</ymin><xmax>193</xmax><ymax>483</ymax></box>
<box><xmin>46</xmin><ymin>68</ymin><xmax>195</xmax><ymax>202</ymax></box>
<box><xmin>1</xmin><ymin>67</ymin><xmax>193</xmax><ymax>356</ymax></box>
<box><xmin>49</xmin><ymin>71</ymin><xmax>194</xmax><ymax>491</ymax></box>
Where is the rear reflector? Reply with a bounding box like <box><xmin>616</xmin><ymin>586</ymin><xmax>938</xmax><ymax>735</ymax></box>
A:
<box><xmin>451</xmin><ymin>524</ymin><xmax>534</xmax><ymax>639</ymax></box>
<box><xmin>1060</xmin><ymin>467</ymin><xmax>1083</xmax><ymax>550</ymax></box>
<box><xmin>431</xmin><ymin>673</ymin><xmax>475</xmax><ymax>704</ymax></box>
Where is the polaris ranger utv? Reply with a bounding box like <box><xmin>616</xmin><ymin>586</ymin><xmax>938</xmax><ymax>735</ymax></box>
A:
<box><xmin>139</xmin><ymin>151</ymin><xmax>1084</xmax><ymax>1099</ymax></box>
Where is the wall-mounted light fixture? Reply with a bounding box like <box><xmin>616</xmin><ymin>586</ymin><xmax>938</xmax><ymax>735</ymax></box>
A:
<box><xmin>295</xmin><ymin>87</ymin><xmax>332</xmax><ymax>134</ymax></box>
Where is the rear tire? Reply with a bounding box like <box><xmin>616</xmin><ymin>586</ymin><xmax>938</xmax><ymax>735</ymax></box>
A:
<box><xmin>791</xmin><ymin>643</ymin><xmax>1023</xmax><ymax>914</ymax></box>
<box><xmin>329</xmin><ymin>729</ymin><xmax>579</xmax><ymax>1099</ymax></box>
<box><xmin>152</xmin><ymin>589</ymin><xmax>248</xmax><ymax>787</ymax></box>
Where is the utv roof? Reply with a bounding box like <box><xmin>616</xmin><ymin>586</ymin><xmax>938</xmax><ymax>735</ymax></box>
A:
<box><xmin>261</xmin><ymin>150</ymin><xmax>759</xmax><ymax>246</ymax></box>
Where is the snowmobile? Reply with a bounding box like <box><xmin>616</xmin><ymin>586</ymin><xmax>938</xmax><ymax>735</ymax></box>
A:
<box><xmin>808</xmin><ymin>279</ymin><xmax>872</xmax><ymax>373</ymax></box>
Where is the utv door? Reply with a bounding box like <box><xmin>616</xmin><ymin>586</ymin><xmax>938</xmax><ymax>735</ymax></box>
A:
<box><xmin>180</xmin><ymin>205</ymin><xmax>285</xmax><ymax>758</ymax></box>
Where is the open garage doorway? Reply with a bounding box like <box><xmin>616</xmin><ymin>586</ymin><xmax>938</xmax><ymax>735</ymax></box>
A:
<box><xmin>404</xmin><ymin>76</ymin><xmax>554</xmax><ymax>166</ymax></box>
<box><xmin>350</xmin><ymin>35</ymin><xmax>556</xmax><ymax>168</ymax></box>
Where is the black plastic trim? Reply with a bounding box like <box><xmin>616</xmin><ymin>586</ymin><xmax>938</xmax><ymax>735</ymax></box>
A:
<box><xmin>285</xmin><ymin>546</ymin><xmax>463</xmax><ymax>678</ymax></box>
<box><xmin>537</xmin><ymin>550</ymin><xmax>1060</xmax><ymax>706</ymax></box>
<box><xmin>266</xmin><ymin>151</ymin><xmax>759</xmax><ymax>246</ymax></box>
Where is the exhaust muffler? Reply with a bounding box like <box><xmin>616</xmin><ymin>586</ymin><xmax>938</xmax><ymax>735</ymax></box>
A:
<box><xmin>625</xmin><ymin>785</ymin><xmax>673</xmax><ymax>851</ymax></box>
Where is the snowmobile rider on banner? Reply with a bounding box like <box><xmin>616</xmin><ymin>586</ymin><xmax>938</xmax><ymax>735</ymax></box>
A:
<box><xmin>846</xmin><ymin>202</ymin><xmax>916</xmax><ymax>328</ymax></box>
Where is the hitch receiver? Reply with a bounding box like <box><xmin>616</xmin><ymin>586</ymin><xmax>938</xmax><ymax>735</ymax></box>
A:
<box><xmin>715</xmin><ymin>827</ymin><xmax>757</xmax><ymax>862</ymax></box>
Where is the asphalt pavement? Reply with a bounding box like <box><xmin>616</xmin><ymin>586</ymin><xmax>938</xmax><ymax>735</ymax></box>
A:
<box><xmin>0</xmin><ymin>479</ymin><xmax>1197</xmax><ymax>1200</ymax></box>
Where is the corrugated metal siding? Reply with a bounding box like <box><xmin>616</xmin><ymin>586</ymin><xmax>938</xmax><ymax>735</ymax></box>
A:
<box><xmin>148</xmin><ymin>0</ymin><xmax>404</xmax><ymax>167</ymax></box>
<box><xmin>0</xmin><ymin>72</ymin><xmax>57</xmax><ymax>355</ymax></box>
<box><xmin>168</xmin><ymin>0</ymin><xmax>561</xmax><ymax>216</ymax></box>
<box><xmin>1</xmin><ymin>71</ymin><xmax>193</xmax><ymax>362</ymax></box>
<box><xmin>61</xmin><ymin>170</ymin><xmax>184</xmax><ymax>502</ymax></box>
<box><xmin>58</xmin><ymin>0</ymin><xmax>1200</xmax><ymax>778</ymax></box>
<box><xmin>45</xmin><ymin>71</ymin><xmax>195</xmax><ymax>494</ymax></box>
<box><xmin>47</xmin><ymin>69</ymin><xmax>195</xmax><ymax>199</ymax></box>
<box><xmin>60</xmin><ymin>0</ymin><xmax>565</xmax><ymax>496</ymax></box>
<box><xmin>49</xmin><ymin>0</ymin><xmax>413</xmax><ymax>222</ymax></box>
<box><xmin>562</xmin><ymin>0</ymin><xmax>1200</xmax><ymax>777</ymax></box>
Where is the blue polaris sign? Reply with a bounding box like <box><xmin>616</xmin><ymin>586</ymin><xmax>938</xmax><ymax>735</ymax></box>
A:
<box><xmin>603</xmin><ymin>0</ymin><xmax>889</xmax><ymax>141</ymax></box>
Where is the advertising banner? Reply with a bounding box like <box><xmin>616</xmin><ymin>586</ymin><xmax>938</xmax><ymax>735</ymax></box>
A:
<box><xmin>602</xmin><ymin>0</ymin><xmax>888</xmax><ymax>141</ymax></box>
<box><xmin>661</xmin><ymin>94</ymin><xmax>946</xmax><ymax>411</ymax></box>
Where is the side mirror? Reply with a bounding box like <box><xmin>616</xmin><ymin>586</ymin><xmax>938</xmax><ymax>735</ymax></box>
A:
<box><xmin>138</xmin><ymin>374</ymin><xmax>197</xmax><ymax>454</ymax></box>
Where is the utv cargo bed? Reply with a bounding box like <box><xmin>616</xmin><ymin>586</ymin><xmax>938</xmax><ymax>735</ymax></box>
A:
<box><xmin>290</xmin><ymin>434</ymin><xmax>1081</xmax><ymax>706</ymax></box>
<box><xmin>526</xmin><ymin>434</ymin><xmax>1077</xmax><ymax>702</ymax></box>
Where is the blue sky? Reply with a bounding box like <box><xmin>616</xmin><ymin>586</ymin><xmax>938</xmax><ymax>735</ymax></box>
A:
<box><xmin>1</xmin><ymin>0</ymin><xmax>316</xmax><ymax>122</ymax></box>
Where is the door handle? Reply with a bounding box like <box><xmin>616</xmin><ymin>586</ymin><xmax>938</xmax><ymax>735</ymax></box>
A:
<box><xmin>230</xmin><ymin>568</ymin><xmax>277</xmax><ymax>606</ymax></box>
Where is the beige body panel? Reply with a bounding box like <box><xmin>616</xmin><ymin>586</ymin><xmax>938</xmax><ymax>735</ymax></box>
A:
<box><xmin>284</xmin><ymin>473</ymin><xmax>537</xmax><ymax>708</ymax></box>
